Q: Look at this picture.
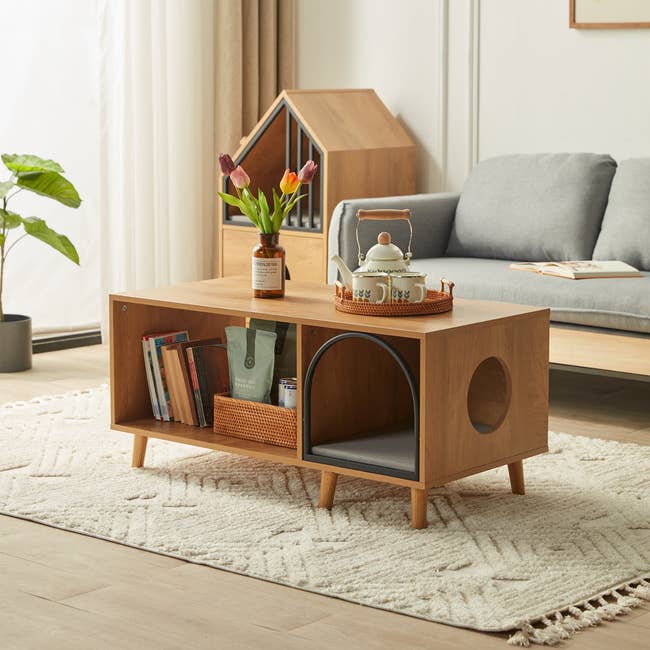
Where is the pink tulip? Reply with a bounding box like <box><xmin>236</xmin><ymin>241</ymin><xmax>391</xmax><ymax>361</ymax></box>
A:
<box><xmin>218</xmin><ymin>153</ymin><xmax>236</xmax><ymax>176</ymax></box>
<box><xmin>230</xmin><ymin>165</ymin><xmax>250</xmax><ymax>189</ymax></box>
<box><xmin>298</xmin><ymin>160</ymin><xmax>318</xmax><ymax>184</ymax></box>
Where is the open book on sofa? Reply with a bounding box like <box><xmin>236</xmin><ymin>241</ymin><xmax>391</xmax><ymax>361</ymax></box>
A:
<box><xmin>509</xmin><ymin>260</ymin><xmax>641</xmax><ymax>279</ymax></box>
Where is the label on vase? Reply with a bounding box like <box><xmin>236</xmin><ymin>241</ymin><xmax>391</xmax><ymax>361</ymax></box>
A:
<box><xmin>252</xmin><ymin>257</ymin><xmax>283</xmax><ymax>290</ymax></box>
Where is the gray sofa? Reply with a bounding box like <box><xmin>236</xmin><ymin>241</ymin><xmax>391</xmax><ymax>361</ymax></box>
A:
<box><xmin>328</xmin><ymin>153</ymin><xmax>650</xmax><ymax>374</ymax></box>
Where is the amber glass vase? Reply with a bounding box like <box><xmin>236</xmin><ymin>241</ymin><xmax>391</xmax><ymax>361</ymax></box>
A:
<box><xmin>252</xmin><ymin>233</ymin><xmax>285</xmax><ymax>298</ymax></box>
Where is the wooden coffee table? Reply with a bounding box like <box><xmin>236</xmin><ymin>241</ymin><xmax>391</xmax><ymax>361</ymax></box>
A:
<box><xmin>110</xmin><ymin>276</ymin><xmax>549</xmax><ymax>529</ymax></box>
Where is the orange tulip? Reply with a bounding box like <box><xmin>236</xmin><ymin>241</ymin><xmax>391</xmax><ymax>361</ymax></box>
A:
<box><xmin>279</xmin><ymin>168</ymin><xmax>300</xmax><ymax>194</ymax></box>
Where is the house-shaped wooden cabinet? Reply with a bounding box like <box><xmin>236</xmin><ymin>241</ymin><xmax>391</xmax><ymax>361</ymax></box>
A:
<box><xmin>218</xmin><ymin>89</ymin><xmax>416</xmax><ymax>283</ymax></box>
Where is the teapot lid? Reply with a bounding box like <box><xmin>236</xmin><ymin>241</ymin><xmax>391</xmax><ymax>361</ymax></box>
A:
<box><xmin>365</xmin><ymin>232</ymin><xmax>404</xmax><ymax>262</ymax></box>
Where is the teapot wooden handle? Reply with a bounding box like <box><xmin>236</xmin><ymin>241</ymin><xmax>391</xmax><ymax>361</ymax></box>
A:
<box><xmin>357</xmin><ymin>209</ymin><xmax>411</xmax><ymax>221</ymax></box>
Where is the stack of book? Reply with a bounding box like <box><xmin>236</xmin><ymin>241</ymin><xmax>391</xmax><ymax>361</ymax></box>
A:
<box><xmin>142</xmin><ymin>331</ymin><xmax>229</xmax><ymax>427</ymax></box>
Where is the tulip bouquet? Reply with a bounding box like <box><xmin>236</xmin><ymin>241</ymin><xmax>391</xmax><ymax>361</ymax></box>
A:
<box><xmin>217</xmin><ymin>154</ymin><xmax>317</xmax><ymax>233</ymax></box>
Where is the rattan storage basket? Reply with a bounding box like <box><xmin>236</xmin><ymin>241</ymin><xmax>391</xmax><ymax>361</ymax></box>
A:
<box><xmin>213</xmin><ymin>393</ymin><xmax>297</xmax><ymax>449</ymax></box>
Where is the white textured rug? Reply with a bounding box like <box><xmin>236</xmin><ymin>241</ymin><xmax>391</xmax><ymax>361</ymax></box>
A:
<box><xmin>1</xmin><ymin>386</ymin><xmax>648</xmax><ymax>646</ymax></box>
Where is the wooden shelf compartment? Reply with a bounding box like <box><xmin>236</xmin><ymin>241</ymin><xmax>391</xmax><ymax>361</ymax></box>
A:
<box><xmin>221</xmin><ymin>102</ymin><xmax>323</xmax><ymax>233</ymax></box>
<box><xmin>301</xmin><ymin>325</ymin><xmax>421</xmax><ymax>480</ymax></box>
<box><xmin>110</xmin><ymin>294</ymin><xmax>303</xmax><ymax>465</ymax></box>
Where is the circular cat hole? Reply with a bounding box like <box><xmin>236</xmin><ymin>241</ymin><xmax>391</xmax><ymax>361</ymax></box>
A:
<box><xmin>467</xmin><ymin>356</ymin><xmax>511</xmax><ymax>434</ymax></box>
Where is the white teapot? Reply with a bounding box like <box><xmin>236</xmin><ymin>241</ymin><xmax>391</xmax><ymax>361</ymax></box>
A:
<box><xmin>331</xmin><ymin>209</ymin><xmax>413</xmax><ymax>290</ymax></box>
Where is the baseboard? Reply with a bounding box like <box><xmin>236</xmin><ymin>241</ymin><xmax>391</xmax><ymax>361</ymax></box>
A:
<box><xmin>32</xmin><ymin>330</ymin><xmax>102</xmax><ymax>354</ymax></box>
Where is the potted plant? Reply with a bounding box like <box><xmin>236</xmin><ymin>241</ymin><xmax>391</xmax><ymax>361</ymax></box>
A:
<box><xmin>0</xmin><ymin>154</ymin><xmax>81</xmax><ymax>372</ymax></box>
<box><xmin>218</xmin><ymin>154</ymin><xmax>317</xmax><ymax>298</ymax></box>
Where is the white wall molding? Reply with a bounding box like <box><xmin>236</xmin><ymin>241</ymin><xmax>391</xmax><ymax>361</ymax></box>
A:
<box><xmin>437</xmin><ymin>0</ymin><xmax>449</xmax><ymax>191</ymax></box>
<box><xmin>443</xmin><ymin>0</ymin><xmax>481</xmax><ymax>192</ymax></box>
<box><xmin>469</xmin><ymin>0</ymin><xmax>480</xmax><ymax>170</ymax></box>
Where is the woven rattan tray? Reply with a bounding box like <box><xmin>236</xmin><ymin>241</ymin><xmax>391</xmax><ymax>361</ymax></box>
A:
<box><xmin>213</xmin><ymin>393</ymin><xmax>297</xmax><ymax>449</ymax></box>
<box><xmin>334</xmin><ymin>278</ymin><xmax>454</xmax><ymax>317</ymax></box>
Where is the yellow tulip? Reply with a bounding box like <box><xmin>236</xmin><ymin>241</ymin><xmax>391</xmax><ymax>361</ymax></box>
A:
<box><xmin>279</xmin><ymin>168</ymin><xmax>300</xmax><ymax>194</ymax></box>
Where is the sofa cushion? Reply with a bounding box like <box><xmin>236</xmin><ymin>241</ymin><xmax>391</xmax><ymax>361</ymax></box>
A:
<box><xmin>592</xmin><ymin>158</ymin><xmax>650</xmax><ymax>271</ymax></box>
<box><xmin>410</xmin><ymin>257</ymin><xmax>650</xmax><ymax>334</ymax></box>
<box><xmin>446</xmin><ymin>153</ymin><xmax>617</xmax><ymax>262</ymax></box>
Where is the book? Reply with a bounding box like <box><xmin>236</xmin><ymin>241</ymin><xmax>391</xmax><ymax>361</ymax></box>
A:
<box><xmin>186</xmin><ymin>342</ymin><xmax>229</xmax><ymax>427</ymax></box>
<box><xmin>161</xmin><ymin>345</ymin><xmax>187</xmax><ymax>424</ymax></box>
<box><xmin>509</xmin><ymin>260</ymin><xmax>641</xmax><ymax>279</ymax></box>
<box><xmin>142</xmin><ymin>339</ymin><xmax>162</xmax><ymax>420</ymax></box>
<box><xmin>186</xmin><ymin>347</ymin><xmax>205</xmax><ymax>427</ymax></box>
<box><xmin>162</xmin><ymin>337</ymin><xmax>224</xmax><ymax>426</ymax></box>
<box><xmin>147</xmin><ymin>330</ymin><xmax>189</xmax><ymax>421</ymax></box>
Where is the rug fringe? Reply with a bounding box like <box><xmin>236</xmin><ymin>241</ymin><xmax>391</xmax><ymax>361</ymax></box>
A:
<box><xmin>507</xmin><ymin>577</ymin><xmax>650</xmax><ymax>646</ymax></box>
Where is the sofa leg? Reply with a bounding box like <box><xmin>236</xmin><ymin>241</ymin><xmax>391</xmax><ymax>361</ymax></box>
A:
<box><xmin>411</xmin><ymin>488</ymin><xmax>427</xmax><ymax>529</ymax></box>
<box><xmin>508</xmin><ymin>460</ymin><xmax>525</xmax><ymax>495</ymax></box>
<box><xmin>318</xmin><ymin>471</ymin><xmax>338</xmax><ymax>509</ymax></box>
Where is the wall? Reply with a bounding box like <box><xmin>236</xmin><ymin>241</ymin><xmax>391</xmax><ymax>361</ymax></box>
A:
<box><xmin>477</xmin><ymin>0</ymin><xmax>650</xmax><ymax>163</ymax></box>
<box><xmin>0</xmin><ymin>0</ymin><xmax>99</xmax><ymax>333</ymax></box>
<box><xmin>295</xmin><ymin>0</ymin><xmax>445</xmax><ymax>193</ymax></box>
<box><xmin>296</xmin><ymin>0</ymin><xmax>650</xmax><ymax>195</ymax></box>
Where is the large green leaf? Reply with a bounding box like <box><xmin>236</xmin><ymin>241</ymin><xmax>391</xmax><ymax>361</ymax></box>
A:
<box><xmin>0</xmin><ymin>209</ymin><xmax>23</xmax><ymax>229</ymax></box>
<box><xmin>22</xmin><ymin>217</ymin><xmax>79</xmax><ymax>264</ymax></box>
<box><xmin>16</xmin><ymin>172</ymin><xmax>81</xmax><ymax>208</ymax></box>
<box><xmin>0</xmin><ymin>180</ymin><xmax>13</xmax><ymax>199</ymax></box>
<box><xmin>2</xmin><ymin>153</ymin><xmax>64</xmax><ymax>174</ymax></box>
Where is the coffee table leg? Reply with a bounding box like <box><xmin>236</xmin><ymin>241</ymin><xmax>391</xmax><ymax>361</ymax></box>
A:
<box><xmin>318</xmin><ymin>471</ymin><xmax>338</xmax><ymax>509</ymax></box>
<box><xmin>508</xmin><ymin>460</ymin><xmax>525</xmax><ymax>495</ymax></box>
<box><xmin>132</xmin><ymin>435</ymin><xmax>148</xmax><ymax>468</ymax></box>
<box><xmin>411</xmin><ymin>488</ymin><xmax>427</xmax><ymax>529</ymax></box>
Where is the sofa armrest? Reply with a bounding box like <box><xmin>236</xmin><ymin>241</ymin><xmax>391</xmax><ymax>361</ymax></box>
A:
<box><xmin>327</xmin><ymin>193</ymin><xmax>460</xmax><ymax>283</ymax></box>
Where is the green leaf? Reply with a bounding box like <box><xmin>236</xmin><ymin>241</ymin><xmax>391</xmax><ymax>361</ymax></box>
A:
<box><xmin>0</xmin><ymin>180</ymin><xmax>13</xmax><ymax>199</ymax></box>
<box><xmin>258</xmin><ymin>189</ymin><xmax>272</xmax><ymax>233</ymax></box>
<box><xmin>0</xmin><ymin>209</ymin><xmax>23</xmax><ymax>229</ymax></box>
<box><xmin>242</xmin><ymin>187</ymin><xmax>259</xmax><ymax>210</ymax></box>
<box><xmin>2</xmin><ymin>153</ymin><xmax>64</xmax><ymax>174</ymax></box>
<box><xmin>217</xmin><ymin>191</ymin><xmax>244</xmax><ymax>210</ymax></box>
<box><xmin>218</xmin><ymin>190</ymin><xmax>261</xmax><ymax>228</ymax></box>
<box><xmin>271</xmin><ymin>188</ymin><xmax>284</xmax><ymax>231</ymax></box>
<box><xmin>22</xmin><ymin>217</ymin><xmax>79</xmax><ymax>264</ymax></box>
<box><xmin>0</xmin><ymin>232</ymin><xmax>4</xmax><ymax>247</ymax></box>
<box><xmin>285</xmin><ymin>193</ymin><xmax>308</xmax><ymax>213</ymax></box>
<box><xmin>16</xmin><ymin>172</ymin><xmax>81</xmax><ymax>208</ymax></box>
<box><xmin>240</xmin><ymin>189</ymin><xmax>262</xmax><ymax>229</ymax></box>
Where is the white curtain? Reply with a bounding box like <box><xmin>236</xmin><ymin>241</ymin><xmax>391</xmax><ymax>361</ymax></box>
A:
<box><xmin>98</xmin><ymin>0</ymin><xmax>216</xmax><ymax>339</ymax></box>
<box><xmin>0</xmin><ymin>0</ymin><xmax>100</xmax><ymax>335</ymax></box>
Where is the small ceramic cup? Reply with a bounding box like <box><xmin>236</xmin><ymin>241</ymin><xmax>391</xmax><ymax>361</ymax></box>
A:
<box><xmin>352</xmin><ymin>272</ymin><xmax>389</xmax><ymax>304</ymax></box>
<box><xmin>390</xmin><ymin>272</ymin><xmax>427</xmax><ymax>303</ymax></box>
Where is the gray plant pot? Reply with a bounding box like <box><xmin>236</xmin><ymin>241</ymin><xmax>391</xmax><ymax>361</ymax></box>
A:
<box><xmin>0</xmin><ymin>314</ymin><xmax>32</xmax><ymax>372</ymax></box>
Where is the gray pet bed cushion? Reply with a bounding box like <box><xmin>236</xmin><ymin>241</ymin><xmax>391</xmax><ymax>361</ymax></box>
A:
<box><xmin>446</xmin><ymin>153</ymin><xmax>616</xmax><ymax>262</ymax></box>
<box><xmin>592</xmin><ymin>158</ymin><xmax>650</xmax><ymax>271</ymax></box>
<box><xmin>410</xmin><ymin>257</ymin><xmax>650</xmax><ymax>334</ymax></box>
<box><xmin>311</xmin><ymin>428</ymin><xmax>415</xmax><ymax>473</ymax></box>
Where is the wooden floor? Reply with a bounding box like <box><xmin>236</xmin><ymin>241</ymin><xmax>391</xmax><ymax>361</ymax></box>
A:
<box><xmin>0</xmin><ymin>345</ymin><xmax>648</xmax><ymax>649</ymax></box>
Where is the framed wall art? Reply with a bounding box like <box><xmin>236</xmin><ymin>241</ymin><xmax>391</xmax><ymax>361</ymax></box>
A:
<box><xmin>570</xmin><ymin>0</ymin><xmax>650</xmax><ymax>29</ymax></box>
